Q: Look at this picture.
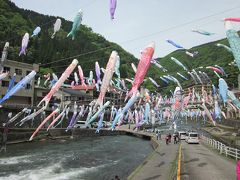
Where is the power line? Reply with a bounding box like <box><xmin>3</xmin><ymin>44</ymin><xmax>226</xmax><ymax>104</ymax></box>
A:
<box><xmin>41</xmin><ymin>46</ymin><xmax>112</xmax><ymax>66</ymax></box>
<box><xmin>39</xmin><ymin>5</ymin><xmax>240</xmax><ymax>66</ymax></box>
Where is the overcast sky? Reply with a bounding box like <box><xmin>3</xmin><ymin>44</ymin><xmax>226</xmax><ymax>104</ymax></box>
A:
<box><xmin>11</xmin><ymin>0</ymin><xmax>240</xmax><ymax>59</ymax></box>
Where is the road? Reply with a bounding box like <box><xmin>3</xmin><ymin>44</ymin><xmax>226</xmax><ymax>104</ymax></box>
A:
<box><xmin>181</xmin><ymin>141</ymin><xmax>236</xmax><ymax>180</ymax></box>
<box><xmin>120</xmin><ymin>123</ymin><xmax>237</xmax><ymax>180</ymax></box>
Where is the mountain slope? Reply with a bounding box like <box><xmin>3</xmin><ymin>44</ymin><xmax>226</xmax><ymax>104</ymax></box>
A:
<box><xmin>144</xmin><ymin>38</ymin><xmax>238</xmax><ymax>94</ymax></box>
<box><xmin>0</xmin><ymin>0</ymin><xmax>137</xmax><ymax>79</ymax></box>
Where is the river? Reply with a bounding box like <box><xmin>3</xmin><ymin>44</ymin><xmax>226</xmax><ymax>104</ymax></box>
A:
<box><xmin>0</xmin><ymin>135</ymin><xmax>152</xmax><ymax>180</ymax></box>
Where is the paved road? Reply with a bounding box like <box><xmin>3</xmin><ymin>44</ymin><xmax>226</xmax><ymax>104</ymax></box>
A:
<box><xmin>181</xmin><ymin>141</ymin><xmax>236</xmax><ymax>180</ymax></box>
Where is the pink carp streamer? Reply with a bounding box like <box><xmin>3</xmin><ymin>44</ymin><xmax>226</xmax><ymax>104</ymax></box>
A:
<box><xmin>47</xmin><ymin>106</ymin><xmax>67</xmax><ymax>131</ymax></box>
<box><xmin>201</xmin><ymin>99</ymin><xmax>216</xmax><ymax>126</ymax></box>
<box><xmin>126</xmin><ymin>42</ymin><xmax>155</xmax><ymax>100</ymax></box>
<box><xmin>206</xmin><ymin>66</ymin><xmax>224</xmax><ymax>75</ymax></box>
<box><xmin>78</xmin><ymin>65</ymin><xmax>87</xmax><ymax>86</ymax></box>
<box><xmin>224</xmin><ymin>17</ymin><xmax>240</xmax><ymax>22</ymax></box>
<box><xmin>29</xmin><ymin>108</ymin><xmax>60</xmax><ymax>141</ymax></box>
<box><xmin>94</xmin><ymin>51</ymin><xmax>118</xmax><ymax>110</ymax></box>
<box><xmin>38</xmin><ymin>59</ymin><xmax>78</xmax><ymax>107</ymax></box>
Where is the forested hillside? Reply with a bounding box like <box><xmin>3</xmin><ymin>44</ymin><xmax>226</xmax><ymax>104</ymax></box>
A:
<box><xmin>0</xmin><ymin>0</ymin><xmax>137</xmax><ymax>79</ymax></box>
<box><xmin>145</xmin><ymin>38</ymin><xmax>238</xmax><ymax>94</ymax></box>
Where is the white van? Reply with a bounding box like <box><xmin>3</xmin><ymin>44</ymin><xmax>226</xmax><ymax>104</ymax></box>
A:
<box><xmin>186</xmin><ymin>132</ymin><xmax>199</xmax><ymax>144</ymax></box>
<box><xmin>178</xmin><ymin>131</ymin><xmax>187</xmax><ymax>140</ymax></box>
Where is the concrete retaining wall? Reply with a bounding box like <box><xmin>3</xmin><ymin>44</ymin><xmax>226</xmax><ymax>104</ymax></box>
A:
<box><xmin>0</xmin><ymin>128</ymin><xmax>133</xmax><ymax>143</ymax></box>
<box><xmin>0</xmin><ymin>128</ymin><xmax>156</xmax><ymax>149</ymax></box>
<box><xmin>0</xmin><ymin>128</ymin><xmax>47</xmax><ymax>142</ymax></box>
<box><xmin>150</xmin><ymin>138</ymin><xmax>159</xmax><ymax>150</ymax></box>
<box><xmin>49</xmin><ymin>128</ymin><xmax>126</xmax><ymax>137</ymax></box>
<box><xmin>219</xmin><ymin>119</ymin><xmax>240</xmax><ymax>129</ymax></box>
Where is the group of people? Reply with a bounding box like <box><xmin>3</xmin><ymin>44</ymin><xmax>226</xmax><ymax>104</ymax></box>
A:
<box><xmin>155</xmin><ymin>131</ymin><xmax>181</xmax><ymax>145</ymax></box>
<box><xmin>165</xmin><ymin>133</ymin><xmax>180</xmax><ymax>145</ymax></box>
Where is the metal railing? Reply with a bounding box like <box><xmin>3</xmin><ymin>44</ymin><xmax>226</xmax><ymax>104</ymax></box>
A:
<box><xmin>201</xmin><ymin>135</ymin><xmax>240</xmax><ymax>160</ymax></box>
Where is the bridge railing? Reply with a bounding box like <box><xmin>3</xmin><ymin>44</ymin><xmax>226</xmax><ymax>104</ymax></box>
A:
<box><xmin>201</xmin><ymin>135</ymin><xmax>240</xmax><ymax>160</ymax></box>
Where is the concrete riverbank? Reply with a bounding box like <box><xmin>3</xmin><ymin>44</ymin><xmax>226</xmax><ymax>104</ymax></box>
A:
<box><xmin>1</xmin><ymin>127</ymin><xmax>153</xmax><ymax>144</ymax></box>
<box><xmin>0</xmin><ymin>128</ymin><xmax>126</xmax><ymax>144</ymax></box>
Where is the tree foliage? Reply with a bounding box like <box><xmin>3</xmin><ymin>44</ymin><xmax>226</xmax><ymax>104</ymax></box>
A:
<box><xmin>0</xmin><ymin>0</ymin><xmax>136</xmax><ymax>78</ymax></box>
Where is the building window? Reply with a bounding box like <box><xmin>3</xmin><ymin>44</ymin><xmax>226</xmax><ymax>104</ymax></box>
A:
<box><xmin>64</xmin><ymin>97</ymin><xmax>71</xmax><ymax>101</ymax></box>
<box><xmin>15</xmin><ymin>69</ymin><xmax>22</xmax><ymax>75</ymax></box>
<box><xmin>26</xmin><ymin>84</ymin><xmax>31</xmax><ymax>90</ymax></box>
<box><xmin>2</xmin><ymin>81</ymin><xmax>9</xmax><ymax>87</ymax></box>
<box><xmin>71</xmin><ymin>97</ymin><xmax>78</xmax><ymax>101</ymax></box>
<box><xmin>3</xmin><ymin>67</ymin><xmax>10</xmax><ymax>72</ymax></box>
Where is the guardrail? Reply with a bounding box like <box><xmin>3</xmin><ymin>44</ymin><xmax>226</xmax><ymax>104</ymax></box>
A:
<box><xmin>201</xmin><ymin>135</ymin><xmax>240</xmax><ymax>160</ymax></box>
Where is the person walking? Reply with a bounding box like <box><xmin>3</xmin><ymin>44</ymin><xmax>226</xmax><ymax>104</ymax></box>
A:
<box><xmin>174</xmin><ymin>134</ymin><xmax>177</xmax><ymax>144</ymax></box>
<box><xmin>156</xmin><ymin>130</ymin><xmax>161</xmax><ymax>140</ymax></box>
<box><xmin>165</xmin><ymin>135</ymin><xmax>169</xmax><ymax>145</ymax></box>
<box><xmin>158</xmin><ymin>131</ymin><xmax>161</xmax><ymax>140</ymax></box>
<box><xmin>176</xmin><ymin>134</ymin><xmax>180</xmax><ymax>144</ymax></box>
<box><xmin>168</xmin><ymin>133</ymin><xmax>172</xmax><ymax>144</ymax></box>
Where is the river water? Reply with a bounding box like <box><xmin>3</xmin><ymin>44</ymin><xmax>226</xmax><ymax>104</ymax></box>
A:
<box><xmin>0</xmin><ymin>135</ymin><xmax>152</xmax><ymax>180</ymax></box>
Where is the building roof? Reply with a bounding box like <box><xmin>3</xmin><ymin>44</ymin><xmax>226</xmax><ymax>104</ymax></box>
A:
<box><xmin>5</xmin><ymin>59</ymin><xmax>39</xmax><ymax>72</ymax></box>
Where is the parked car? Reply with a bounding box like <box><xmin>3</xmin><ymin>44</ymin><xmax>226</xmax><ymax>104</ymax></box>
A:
<box><xmin>177</xmin><ymin>131</ymin><xmax>187</xmax><ymax>140</ymax></box>
<box><xmin>186</xmin><ymin>132</ymin><xmax>199</xmax><ymax>144</ymax></box>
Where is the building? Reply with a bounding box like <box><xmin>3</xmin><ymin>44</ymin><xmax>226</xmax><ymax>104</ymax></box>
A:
<box><xmin>104</xmin><ymin>91</ymin><xmax>125</xmax><ymax>108</ymax></box>
<box><xmin>0</xmin><ymin>60</ymin><xmax>126</xmax><ymax>110</ymax></box>
<box><xmin>61</xmin><ymin>88</ymin><xmax>94</xmax><ymax>107</ymax></box>
<box><xmin>0</xmin><ymin>60</ymin><xmax>39</xmax><ymax>108</ymax></box>
<box><xmin>33</xmin><ymin>86</ymin><xmax>50</xmax><ymax>106</ymax></box>
<box><xmin>70</xmin><ymin>84</ymin><xmax>126</xmax><ymax>108</ymax></box>
<box><xmin>182</xmin><ymin>84</ymin><xmax>212</xmax><ymax>97</ymax></box>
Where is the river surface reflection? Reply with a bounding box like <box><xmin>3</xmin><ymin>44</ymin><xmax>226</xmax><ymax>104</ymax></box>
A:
<box><xmin>0</xmin><ymin>135</ymin><xmax>152</xmax><ymax>180</ymax></box>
